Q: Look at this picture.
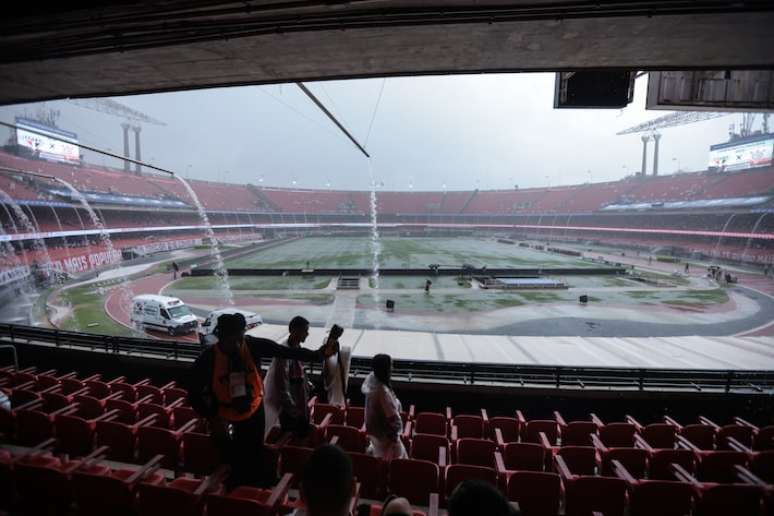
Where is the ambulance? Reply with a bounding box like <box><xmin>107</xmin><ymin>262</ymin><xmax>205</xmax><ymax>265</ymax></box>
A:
<box><xmin>130</xmin><ymin>295</ymin><xmax>198</xmax><ymax>335</ymax></box>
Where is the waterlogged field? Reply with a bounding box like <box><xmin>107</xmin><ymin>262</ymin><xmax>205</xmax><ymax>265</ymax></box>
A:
<box><xmin>224</xmin><ymin>237</ymin><xmax>599</xmax><ymax>269</ymax></box>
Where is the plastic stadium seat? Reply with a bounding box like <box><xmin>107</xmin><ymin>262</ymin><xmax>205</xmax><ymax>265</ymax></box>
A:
<box><xmin>182</xmin><ymin>431</ymin><xmax>220</xmax><ymax>476</ymax></box>
<box><xmin>556</xmin><ymin>446</ymin><xmax>599</xmax><ymax>476</ymax></box>
<box><xmin>751</xmin><ymin>451</ymin><xmax>774</xmax><ymax>482</ymax></box>
<box><xmin>611</xmin><ymin>460</ymin><xmax>695</xmax><ymax>516</ymax></box>
<box><xmin>163</xmin><ymin>387</ymin><xmax>189</xmax><ymax>405</ymax></box>
<box><xmin>389</xmin><ymin>458</ymin><xmax>441</xmax><ymax>505</ymax></box>
<box><xmin>524</xmin><ymin>419</ymin><xmax>559</xmax><ymax>445</ymax></box>
<box><xmin>454</xmin><ymin>438</ymin><xmax>497</xmax><ymax>468</ymax></box>
<box><xmin>86</xmin><ymin>376</ymin><xmax>126</xmax><ymax>400</ymax></box>
<box><xmin>137</xmin><ymin>419</ymin><xmax>199</xmax><ymax>469</ymax></box>
<box><xmin>136</xmin><ymin>381</ymin><xmax>177</xmax><ymax>405</ymax></box>
<box><xmin>561</xmin><ymin>468</ymin><xmax>627</xmax><ymax>516</ymax></box>
<box><xmin>487</xmin><ymin>416</ymin><xmax>520</xmax><ymax>444</ymax></box>
<box><xmin>500</xmin><ymin>442</ymin><xmax>547</xmax><ymax>472</ymax></box>
<box><xmin>346</xmin><ymin>406</ymin><xmax>365</xmax><ymax>429</ymax></box>
<box><xmin>347</xmin><ymin>452</ymin><xmax>387</xmax><ymax>500</ymax></box>
<box><xmin>73</xmin><ymin>391</ymin><xmax>124</xmax><ymax>420</ymax></box>
<box><xmin>16</xmin><ymin>402</ymin><xmax>79</xmax><ymax>446</ymax></box>
<box><xmin>555</xmin><ymin>412</ymin><xmax>598</xmax><ymax>446</ymax></box>
<box><xmin>648</xmin><ymin>449</ymin><xmax>697</xmax><ymax>480</ymax></box>
<box><xmin>326</xmin><ymin>424</ymin><xmax>368</xmax><ymax>453</ymax></box>
<box><xmin>138</xmin><ymin>476</ymin><xmax>221</xmax><ymax>516</ymax></box>
<box><xmin>106</xmin><ymin>394</ymin><xmax>156</xmax><ymax>424</ymax></box>
<box><xmin>444</xmin><ymin>464</ymin><xmax>498</xmax><ymax>502</ymax></box>
<box><xmin>110</xmin><ymin>378</ymin><xmax>152</xmax><ymax>403</ymax></box>
<box><xmin>597</xmin><ymin>422</ymin><xmax>637</xmax><ymax>448</ymax></box>
<box><xmin>505</xmin><ymin>471</ymin><xmax>561</xmax><ymax>516</ymax></box>
<box><xmin>311</xmin><ymin>403</ymin><xmax>344</xmax><ymax>425</ymax></box>
<box><xmin>679</xmin><ymin>423</ymin><xmax>716</xmax><ymax>450</ymax></box>
<box><xmin>415</xmin><ymin>412</ymin><xmax>447</xmax><ymax>436</ymax></box>
<box><xmin>96</xmin><ymin>412</ymin><xmax>159</xmax><ymax>462</ymax></box>
<box><xmin>673</xmin><ymin>463</ymin><xmax>764</xmax><ymax>516</ymax></box>
<box><xmin>205</xmin><ymin>473</ymin><xmax>291</xmax><ymax>516</ymax></box>
<box><xmin>72</xmin><ymin>456</ymin><xmax>166</xmax><ymax>516</ymax></box>
<box><xmin>695</xmin><ymin>450</ymin><xmax>750</xmax><ymax>483</ymax></box>
<box><xmin>279</xmin><ymin>445</ymin><xmax>313</xmax><ymax>488</ymax></box>
<box><xmin>42</xmin><ymin>385</ymin><xmax>91</xmax><ymax>412</ymax></box>
<box><xmin>410</xmin><ymin>433</ymin><xmax>450</xmax><ymax>465</ymax></box>
<box><xmin>451</xmin><ymin>415</ymin><xmax>484</xmax><ymax>439</ymax></box>
<box><xmin>60</xmin><ymin>373</ymin><xmax>101</xmax><ymax>395</ymax></box>
<box><xmin>54</xmin><ymin>408</ymin><xmax>121</xmax><ymax>457</ymax></box>
<box><xmin>173</xmin><ymin>406</ymin><xmax>207</xmax><ymax>432</ymax></box>
<box><xmin>626</xmin><ymin>416</ymin><xmax>677</xmax><ymax>449</ymax></box>
<box><xmin>592</xmin><ymin>434</ymin><xmax>649</xmax><ymax>479</ymax></box>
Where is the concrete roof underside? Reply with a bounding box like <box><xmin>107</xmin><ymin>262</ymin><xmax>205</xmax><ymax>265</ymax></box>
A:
<box><xmin>1</xmin><ymin>1</ymin><xmax>773</xmax><ymax>105</ymax></box>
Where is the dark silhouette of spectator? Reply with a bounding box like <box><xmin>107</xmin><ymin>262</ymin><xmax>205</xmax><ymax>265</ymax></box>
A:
<box><xmin>448</xmin><ymin>479</ymin><xmax>519</xmax><ymax>516</ymax></box>
<box><xmin>300</xmin><ymin>444</ymin><xmax>353</xmax><ymax>516</ymax></box>
<box><xmin>425</xmin><ymin>279</ymin><xmax>432</xmax><ymax>294</ymax></box>
<box><xmin>362</xmin><ymin>353</ymin><xmax>407</xmax><ymax>460</ymax></box>
<box><xmin>171</xmin><ymin>261</ymin><xmax>179</xmax><ymax>279</ymax></box>
<box><xmin>186</xmin><ymin>313</ymin><xmax>336</xmax><ymax>488</ymax></box>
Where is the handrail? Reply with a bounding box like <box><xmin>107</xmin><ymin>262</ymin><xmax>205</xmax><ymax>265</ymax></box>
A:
<box><xmin>0</xmin><ymin>323</ymin><xmax>773</xmax><ymax>394</ymax></box>
<box><xmin>0</xmin><ymin>344</ymin><xmax>18</xmax><ymax>371</ymax></box>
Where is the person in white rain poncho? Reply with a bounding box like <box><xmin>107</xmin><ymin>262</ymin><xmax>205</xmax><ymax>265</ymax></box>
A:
<box><xmin>362</xmin><ymin>353</ymin><xmax>407</xmax><ymax>460</ymax></box>
<box><xmin>323</xmin><ymin>343</ymin><xmax>351</xmax><ymax>408</ymax></box>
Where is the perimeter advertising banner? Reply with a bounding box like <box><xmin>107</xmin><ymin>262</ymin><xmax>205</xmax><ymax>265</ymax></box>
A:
<box><xmin>709</xmin><ymin>134</ymin><xmax>774</xmax><ymax>171</ymax></box>
<box><xmin>15</xmin><ymin>117</ymin><xmax>80</xmax><ymax>163</ymax></box>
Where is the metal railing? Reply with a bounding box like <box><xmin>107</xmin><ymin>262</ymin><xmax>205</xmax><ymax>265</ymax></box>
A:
<box><xmin>1</xmin><ymin>323</ymin><xmax>772</xmax><ymax>394</ymax></box>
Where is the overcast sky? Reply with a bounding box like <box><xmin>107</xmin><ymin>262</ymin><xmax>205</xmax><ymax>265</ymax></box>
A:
<box><xmin>0</xmin><ymin>73</ymin><xmax>750</xmax><ymax>191</ymax></box>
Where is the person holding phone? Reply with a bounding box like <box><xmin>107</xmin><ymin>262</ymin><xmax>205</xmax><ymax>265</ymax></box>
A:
<box><xmin>185</xmin><ymin>312</ymin><xmax>337</xmax><ymax>488</ymax></box>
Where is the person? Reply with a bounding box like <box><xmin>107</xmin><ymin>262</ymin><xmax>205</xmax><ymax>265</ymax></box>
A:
<box><xmin>380</xmin><ymin>495</ymin><xmax>414</xmax><ymax>516</ymax></box>
<box><xmin>684</xmin><ymin>262</ymin><xmax>690</xmax><ymax>273</ymax></box>
<box><xmin>362</xmin><ymin>354</ymin><xmax>407</xmax><ymax>460</ymax></box>
<box><xmin>424</xmin><ymin>279</ymin><xmax>432</xmax><ymax>294</ymax></box>
<box><xmin>185</xmin><ymin>312</ymin><xmax>337</xmax><ymax>489</ymax></box>
<box><xmin>264</xmin><ymin>316</ymin><xmax>316</xmax><ymax>439</ymax></box>
<box><xmin>171</xmin><ymin>261</ymin><xmax>179</xmax><ymax>279</ymax></box>
<box><xmin>297</xmin><ymin>444</ymin><xmax>354</xmax><ymax>516</ymax></box>
<box><xmin>448</xmin><ymin>479</ymin><xmax>519</xmax><ymax>516</ymax></box>
<box><xmin>323</xmin><ymin>336</ymin><xmax>351</xmax><ymax>408</ymax></box>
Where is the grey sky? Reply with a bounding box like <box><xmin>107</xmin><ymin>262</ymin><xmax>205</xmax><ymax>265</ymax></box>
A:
<box><xmin>0</xmin><ymin>73</ymin><xmax>747</xmax><ymax>191</ymax></box>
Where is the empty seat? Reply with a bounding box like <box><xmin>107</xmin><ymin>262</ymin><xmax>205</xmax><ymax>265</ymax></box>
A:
<box><xmin>451</xmin><ymin>415</ymin><xmax>484</xmax><ymax>439</ymax></box>
<box><xmin>389</xmin><ymin>458</ymin><xmax>440</xmax><ymax>506</ymax></box>
<box><xmin>346</xmin><ymin>406</ymin><xmax>365</xmax><ymax>429</ymax></box>
<box><xmin>311</xmin><ymin>403</ymin><xmax>344</xmax><ymax>425</ymax></box>
<box><xmin>505</xmin><ymin>471</ymin><xmax>561</xmax><ymax>516</ymax></box>
<box><xmin>556</xmin><ymin>446</ymin><xmax>599</xmax><ymax>476</ymax></box>
<box><xmin>347</xmin><ymin>452</ymin><xmax>387</xmax><ymax>500</ymax></box>
<box><xmin>487</xmin><ymin>416</ymin><xmax>520</xmax><ymax>443</ymax></box>
<box><xmin>500</xmin><ymin>442</ymin><xmax>547</xmax><ymax>472</ymax></box>
<box><xmin>279</xmin><ymin>445</ymin><xmax>313</xmax><ymax>487</ymax></box>
<box><xmin>415</xmin><ymin>412</ymin><xmax>447</xmax><ymax>436</ymax></box>
<box><xmin>557</xmin><ymin>454</ymin><xmax>627</xmax><ymax>516</ymax></box>
<box><xmin>444</xmin><ymin>464</ymin><xmax>498</xmax><ymax>502</ymax></box>
<box><xmin>182</xmin><ymin>431</ymin><xmax>220</xmax><ymax>476</ymax></box>
<box><xmin>696</xmin><ymin>450</ymin><xmax>749</xmax><ymax>483</ymax></box>
<box><xmin>138</xmin><ymin>476</ymin><xmax>219</xmax><ymax>516</ymax></box>
<box><xmin>205</xmin><ymin>473</ymin><xmax>291</xmax><ymax>516</ymax></box>
<box><xmin>649</xmin><ymin>448</ymin><xmax>697</xmax><ymax>481</ymax></box>
<box><xmin>410</xmin><ymin>433</ymin><xmax>449</xmax><ymax>465</ymax></box>
<box><xmin>455</xmin><ymin>438</ymin><xmax>497</xmax><ymax>468</ymax></box>
<box><xmin>326</xmin><ymin>424</ymin><xmax>368</xmax><ymax>453</ymax></box>
<box><xmin>524</xmin><ymin>420</ymin><xmax>559</xmax><ymax>445</ymax></box>
<box><xmin>612</xmin><ymin>460</ymin><xmax>695</xmax><ymax>516</ymax></box>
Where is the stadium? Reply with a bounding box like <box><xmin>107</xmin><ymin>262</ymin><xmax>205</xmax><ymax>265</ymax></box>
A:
<box><xmin>1</xmin><ymin>2</ymin><xmax>774</xmax><ymax>516</ymax></box>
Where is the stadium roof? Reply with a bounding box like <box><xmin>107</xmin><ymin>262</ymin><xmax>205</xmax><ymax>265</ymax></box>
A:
<box><xmin>0</xmin><ymin>1</ymin><xmax>773</xmax><ymax>105</ymax></box>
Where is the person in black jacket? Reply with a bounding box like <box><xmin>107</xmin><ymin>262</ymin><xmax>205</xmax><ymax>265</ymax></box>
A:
<box><xmin>186</xmin><ymin>312</ymin><xmax>337</xmax><ymax>488</ymax></box>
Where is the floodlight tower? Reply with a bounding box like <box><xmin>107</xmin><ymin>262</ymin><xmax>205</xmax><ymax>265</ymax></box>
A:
<box><xmin>69</xmin><ymin>98</ymin><xmax>165</xmax><ymax>174</ymax></box>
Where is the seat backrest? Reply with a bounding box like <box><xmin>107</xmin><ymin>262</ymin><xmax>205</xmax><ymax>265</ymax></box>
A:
<box><xmin>694</xmin><ymin>484</ymin><xmax>762</xmax><ymax>516</ymax></box>
<box><xmin>137</xmin><ymin>426</ymin><xmax>180</xmax><ymax>468</ymax></box>
<box><xmin>599</xmin><ymin>422</ymin><xmax>636</xmax><ymax>447</ymax></box>
<box><xmin>717</xmin><ymin>424</ymin><xmax>753</xmax><ymax>449</ymax></box>
<box><xmin>488</xmin><ymin>417</ymin><xmax>520</xmax><ymax>443</ymax></box>
<box><xmin>415</xmin><ymin>412</ymin><xmax>447</xmax><ymax>436</ymax></box>
<box><xmin>138</xmin><ymin>482</ymin><xmax>202</xmax><ymax>516</ymax></box>
<box><xmin>696</xmin><ymin>450</ymin><xmax>749</xmax><ymax>483</ymax></box>
<box><xmin>182</xmin><ymin>432</ymin><xmax>219</xmax><ymax>476</ymax></box>
<box><xmin>136</xmin><ymin>385</ymin><xmax>164</xmax><ymax>405</ymax></box>
<box><xmin>753</xmin><ymin>425</ymin><xmax>774</xmax><ymax>451</ymax></box>
<box><xmin>649</xmin><ymin>449</ymin><xmax>696</xmax><ymax>481</ymax></box>
<box><xmin>15</xmin><ymin>409</ymin><xmax>53</xmax><ymax>446</ymax></box>
<box><xmin>642</xmin><ymin>423</ymin><xmax>677</xmax><ymax>449</ymax></box>
<box><xmin>452</xmin><ymin>415</ymin><xmax>483</xmax><ymax>439</ymax></box>
<box><xmin>506</xmin><ymin>471</ymin><xmax>561</xmax><ymax>516</ymax></box>
<box><xmin>444</xmin><ymin>464</ymin><xmax>497</xmax><ymax>499</ymax></box>
<box><xmin>681</xmin><ymin>424</ymin><xmax>716</xmax><ymax>450</ymax></box>
<box><xmin>751</xmin><ymin>450</ymin><xmax>774</xmax><ymax>483</ymax></box>
<box><xmin>206</xmin><ymin>489</ymin><xmax>275</xmax><ymax>516</ymax></box>
<box><xmin>72</xmin><ymin>470</ymin><xmax>135</xmax><ymax>516</ymax></box>
<box><xmin>503</xmin><ymin>442</ymin><xmax>545</xmax><ymax>472</ymax></box>
<box><xmin>311</xmin><ymin>404</ymin><xmax>344</xmax><ymax>425</ymax></box>
<box><xmin>455</xmin><ymin>438</ymin><xmax>497</xmax><ymax>468</ymax></box>
<box><xmin>561</xmin><ymin>421</ymin><xmax>598</xmax><ymax>446</ymax></box>
<box><xmin>564</xmin><ymin>476</ymin><xmax>627</xmax><ymax>516</ymax></box>
<box><xmin>410</xmin><ymin>433</ymin><xmax>449</xmax><ymax>464</ymax></box>
<box><xmin>96</xmin><ymin>420</ymin><xmax>136</xmax><ymax>462</ymax></box>
<box><xmin>556</xmin><ymin>446</ymin><xmax>598</xmax><ymax>476</ymax></box>
<box><xmin>347</xmin><ymin>452</ymin><xmax>387</xmax><ymax>500</ymax></box>
<box><xmin>279</xmin><ymin>445</ymin><xmax>314</xmax><ymax>487</ymax></box>
<box><xmin>346</xmin><ymin>407</ymin><xmax>365</xmax><ymax>429</ymax></box>
<box><xmin>389</xmin><ymin>458</ymin><xmax>440</xmax><ymax>506</ymax></box>
<box><xmin>524</xmin><ymin>420</ymin><xmax>558</xmax><ymax>445</ymax></box>
<box><xmin>14</xmin><ymin>461</ymin><xmax>73</xmax><ymax>513</ymax></box>
<box><xmin>602</xmin><ymin>447</ymin><xmax>649</xmax><ymax>479</ymax></box>
<box><xmin>628</xmin><ymin>480</ymin><xmax>695</xmax><ymax>516</ymax></box>
<box><xmin>138</xmin><ymin>403</ymin><xmax>172</xmax><ymax>428</ymax></box>
<box><xmin>326</xmin><ymin>424</ymin><xmax>367</xmax><ymax>453</ymax></box>
<box><xmin>54</xmin><ymin>414</ymin><xmax>93</xmax><ymax>456</ymax></box>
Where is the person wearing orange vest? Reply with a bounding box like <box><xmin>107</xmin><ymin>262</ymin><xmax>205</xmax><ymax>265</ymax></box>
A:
<box><xmin>186</xmin><ymin>312</ymin><xmax>337</xmax><ymax>488</ymax></box>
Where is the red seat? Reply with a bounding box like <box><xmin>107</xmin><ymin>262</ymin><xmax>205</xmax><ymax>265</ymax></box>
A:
<box><xmin>96</xmin><ymin>413</ymin><xmax>158</xmax><ymax>463</ymax></box>
<box><xmin>455</xmin><ymin>438</ymin><xmax>497</xmax><ymax>468</ymax></box>
<box><xmin>601</xmin><ymin>447</ymin><xmax>649</xmax><ymax>479</ymax></box>
<box><xmin>347</xmin><ymin>452</ymin><xmax>387</xmax><ymax>500</ymax></box>
<box><xmin>524</xmin><ymin>420</ymin><xmax>559</xmax><ymax>445</ymax></box>
<box><xmin>681</xmin><ymin>424</ymin><xmax>716</xmax><ymax>450</ymax></box>
<box><xmin>279</xmin><ymin>445</ymin><xmax>313</xmax><ymax>487</ymax></box>
<box><xmin>205</xmin><ymin>476</ymin><xmax>290</xmax><ymax>516</ymax></box>
<box><xmin>751</xmin><ymin>450</ymin><xmax>774</xmax><ymax>482</ymax></box>
<box><xmin>451</xmin><ymin>415</ymin><xmax>483</xmax><ymax>439</ymax></box>
<box><xmin>326</xmin><ymin>424</ymin><xmax>368</xmax><ymax>453</ymax></box>
<box><xmin>641</xmin><ymin>423</ymin><xmax>677</xmax><ymax>449</ymax></box>
<box><xmin>648</xmin><ymin>449</ymin><xmax>697</xmax><ymax>480</ymax></box>
<box><xmin>389</xmin><ymin>458</ymin><xmax>440</xmax><ymax>506</ymax></box>
<box><xmin>488</xmin><ymin>417</ymin><xmax>520</xmax><ymax>443</ymax></box>
<box><xmin>54</xmin><ymin>409</ymin><xmax>119</xmax><ymax>457</ymax></box>
<box><xmin>694</xmin><ymin>483</ymin><xmax>763</xmax><ymax>516</ymax></box>
<box><xmin>182</xmin><ymin>431</ymin><xmax>220</xmax><ymax>476</ymax></box>
<box><xmin>410</xmin><ymin>433</ymin><xmax>449</xmax><ymax>465</ymax></box>
<box><xmin>696</xmin><ymin>450</ymin><xmax>749</xmax><ymax>483</ymax></box>
<box><xmin>311</xmin><ymin>403</ymin><xmax>344</xmax><ymax>425</ymax></box>
<box><xmin>444</xmin><ymin>464</ymin><xmax>497</xmax><ymax>502</ymax></box>
<box><xmin>501</xmin><ymin>442</ymin><xmax>546</xmax><ymax>472</ymax></box>
<box><xmin>556</xmin><ymin>446</ymin><xmax>599</xmax><ymax>476</ymax></box>
<box><xmin>716</xmin><ymin>424</ymin><xmax>754</xmax><ymax>450</ymax></box>
<box><xmin>136</xmin><ymin>381</ymin><xmax>177</xmax><ymax>406</ymax></box>
<box><xmin>560</xmin><ymin>421</ymin><xmax>598</xmax><ymax>446</ymax></box>
<box><xmin>506</xmin><ymin>471</ymin><xmax>561</xmax><ymax>516</ymax></box>
<box><xmin>415</xmin><ymin>412</ymin><xmax>447</xmax><ymax>436</ymax></box>
<box><xmin>753</xmin><ymin>425</ymin><xmax>774</xmax><ymax>451</ymax></box>
<box><xmin>564</xmin><ymin>475</ymin><xmax>627</xmax><ymax>516</ymax></box>
<box><xmin>599</xmin><ymin>422</ymin><xmax>637</xmax><ymax>448</ymax></box>
<box><xmin>346</xmin><ymin>406</ymin><xmax>365</xmax><ymax>429</ymax></box>
<box><xmin>137</xmin><ymin>419</ymin><xmax>198</xmax><ymax>469</ymax></box>
<box><xmin>14</xmin><ymin>452</ymin><xmax>97</xmax><ymax>515</ymax></box>
<box><xmin>138</xmin><ymin>476</ymin><xmax>214</xmax><ymax>516</ymax></box>
<box><xmin>173</xmin><ymin>406</ymin><xmax>207</xmax><ymax>432</ymax></box>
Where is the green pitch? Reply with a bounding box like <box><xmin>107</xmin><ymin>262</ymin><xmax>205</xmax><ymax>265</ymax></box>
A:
<box><xmin>224</xmin><ymin>236</ymin><xmax>599</xmax><ymax>269</ymax></box>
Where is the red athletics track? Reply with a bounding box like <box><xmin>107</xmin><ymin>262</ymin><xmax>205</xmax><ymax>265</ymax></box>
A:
<box><xmin>104</xmin><ymin>272</ymin><xmax>198</xmax><ymax>342</ymax></box>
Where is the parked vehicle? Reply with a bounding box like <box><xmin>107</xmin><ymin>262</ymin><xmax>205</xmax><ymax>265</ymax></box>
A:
<box><xmin>130</xmin><ymin>295</ymin><xmax>198</xmax><ymax>335</ymax></box>
<box><xmin>198</xmin><ymin>308</ymin><xmax>262</xmax><ymax>345</ymax></box>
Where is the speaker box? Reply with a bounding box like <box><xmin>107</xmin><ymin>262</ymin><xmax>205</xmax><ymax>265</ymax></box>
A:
<box><xmin>555</xmin><ymin>71</ymin><xmax>635</xmax><ymax>109</ymax></box>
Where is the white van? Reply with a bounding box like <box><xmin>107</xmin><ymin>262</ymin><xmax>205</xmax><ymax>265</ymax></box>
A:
<box><xmin>130</xmin><ymin>295</ymin><xmax>198</xmax><ymax>336</ymax></box>
<box><xmin>198</xmin><ymin>308</ymin><xmax>262</xmax><ymax>345</ymax></box>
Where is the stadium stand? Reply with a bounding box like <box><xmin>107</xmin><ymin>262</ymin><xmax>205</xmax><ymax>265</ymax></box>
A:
<box><xmin>1</xmin><ymin>364</ymin><xmax>773</xmax><ymax>515</ymax></box>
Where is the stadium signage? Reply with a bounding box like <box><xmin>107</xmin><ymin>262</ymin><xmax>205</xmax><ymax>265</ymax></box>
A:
<box><xmin>15</xmin><ymin>117</ymin><xmax>80</xmax><ymax>164</ymax></box>
<box><xmin>49</xmin><ymin>249</ymin><xmax>122</xmax><ymax>274</ymax></box>
<box><xmin>0</xmin><ymin>265</ymin><xmax>30</xmax><ymax>287</ymax></box>
<box><xmin>709</xmin><ymin>134</ymin><xmax>774</xmax><ymax>171</ymax></box>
